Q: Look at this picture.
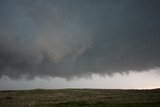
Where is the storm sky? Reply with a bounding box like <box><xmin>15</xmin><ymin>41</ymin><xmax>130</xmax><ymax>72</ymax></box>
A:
<box><xmin>0</xmin><ymin>0</ymin><xmax>160</xmax><ymax>89</ymax></box>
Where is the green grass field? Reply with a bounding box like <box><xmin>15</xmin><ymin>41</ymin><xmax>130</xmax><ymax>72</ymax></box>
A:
<box><xmin>0</xmin><ymin>89</ymin><xmax>160</xmax><ymax>107</ymax></box>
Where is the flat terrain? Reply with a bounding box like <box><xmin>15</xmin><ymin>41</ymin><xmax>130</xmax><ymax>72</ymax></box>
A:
<box><xmin>0</xmin><ymin>89</ymin><xmax>160</xmax><ymax>107</ymax></box>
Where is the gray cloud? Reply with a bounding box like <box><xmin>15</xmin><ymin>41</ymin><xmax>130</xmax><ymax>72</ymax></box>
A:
<box><xmin>0</xmin><ymin>0</ymin><xmax>160</xmax><ymax>79</ymax></box>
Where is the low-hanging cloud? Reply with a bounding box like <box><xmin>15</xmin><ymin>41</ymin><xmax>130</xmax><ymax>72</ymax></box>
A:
<box><xmin>0</xmin><ymin>0</ymin><xmax>160</xmax><ymax>79</ymax></box>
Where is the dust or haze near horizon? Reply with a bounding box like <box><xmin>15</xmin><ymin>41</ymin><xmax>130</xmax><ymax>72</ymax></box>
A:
<box><xmin>0</xmin><ymin>69</ymin><xmax>160</xmax><ymax>90</ymax></box>
<box><xmin>0</xmin><ymin>0</ymin><xmax>160</xmax><ymax>89</ymax></box>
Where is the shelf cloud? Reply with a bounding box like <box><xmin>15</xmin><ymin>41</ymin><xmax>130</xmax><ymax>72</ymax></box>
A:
<box><xmin>0</xmin><ymin>0</ymin><xmax>160</xmax><ymax>79</ymax></box>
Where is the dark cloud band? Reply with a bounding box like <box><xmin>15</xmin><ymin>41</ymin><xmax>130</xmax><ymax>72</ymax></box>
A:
<box><xmin>0</xmin><ymin>0</ymin><xmax>160</xmax><ymax>79</ymax></box>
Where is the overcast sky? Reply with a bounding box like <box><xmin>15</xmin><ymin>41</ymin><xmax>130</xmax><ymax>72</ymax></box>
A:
<box><xmin>0</xmin><ymin>0</ymin><xmax>160</xmax><ymax>90</ymax></box>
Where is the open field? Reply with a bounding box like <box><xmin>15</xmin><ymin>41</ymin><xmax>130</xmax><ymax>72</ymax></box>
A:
<box><xmin>0</xmin><ymin>88</ymin><xmax>160</xmax><ymax>107</ymax></box>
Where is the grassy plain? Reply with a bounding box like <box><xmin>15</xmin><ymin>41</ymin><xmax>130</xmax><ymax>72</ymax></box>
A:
<box><xmin>0</xmin><ymin>88</ymin><xmax>160</xmax><ymax>107</ymax></box>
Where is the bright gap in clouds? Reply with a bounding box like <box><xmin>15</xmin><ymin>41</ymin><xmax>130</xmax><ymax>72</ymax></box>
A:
<box><xmin>0</xmin><ymin>69</ymin><xmax>160</xmax><ymax>90</ymax></box>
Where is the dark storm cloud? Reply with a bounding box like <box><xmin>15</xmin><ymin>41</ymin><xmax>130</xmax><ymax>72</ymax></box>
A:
<box><xmin>0</xmin><ymin>0</ymin><xmax>160</xmax><ymax>79</ymax></box>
